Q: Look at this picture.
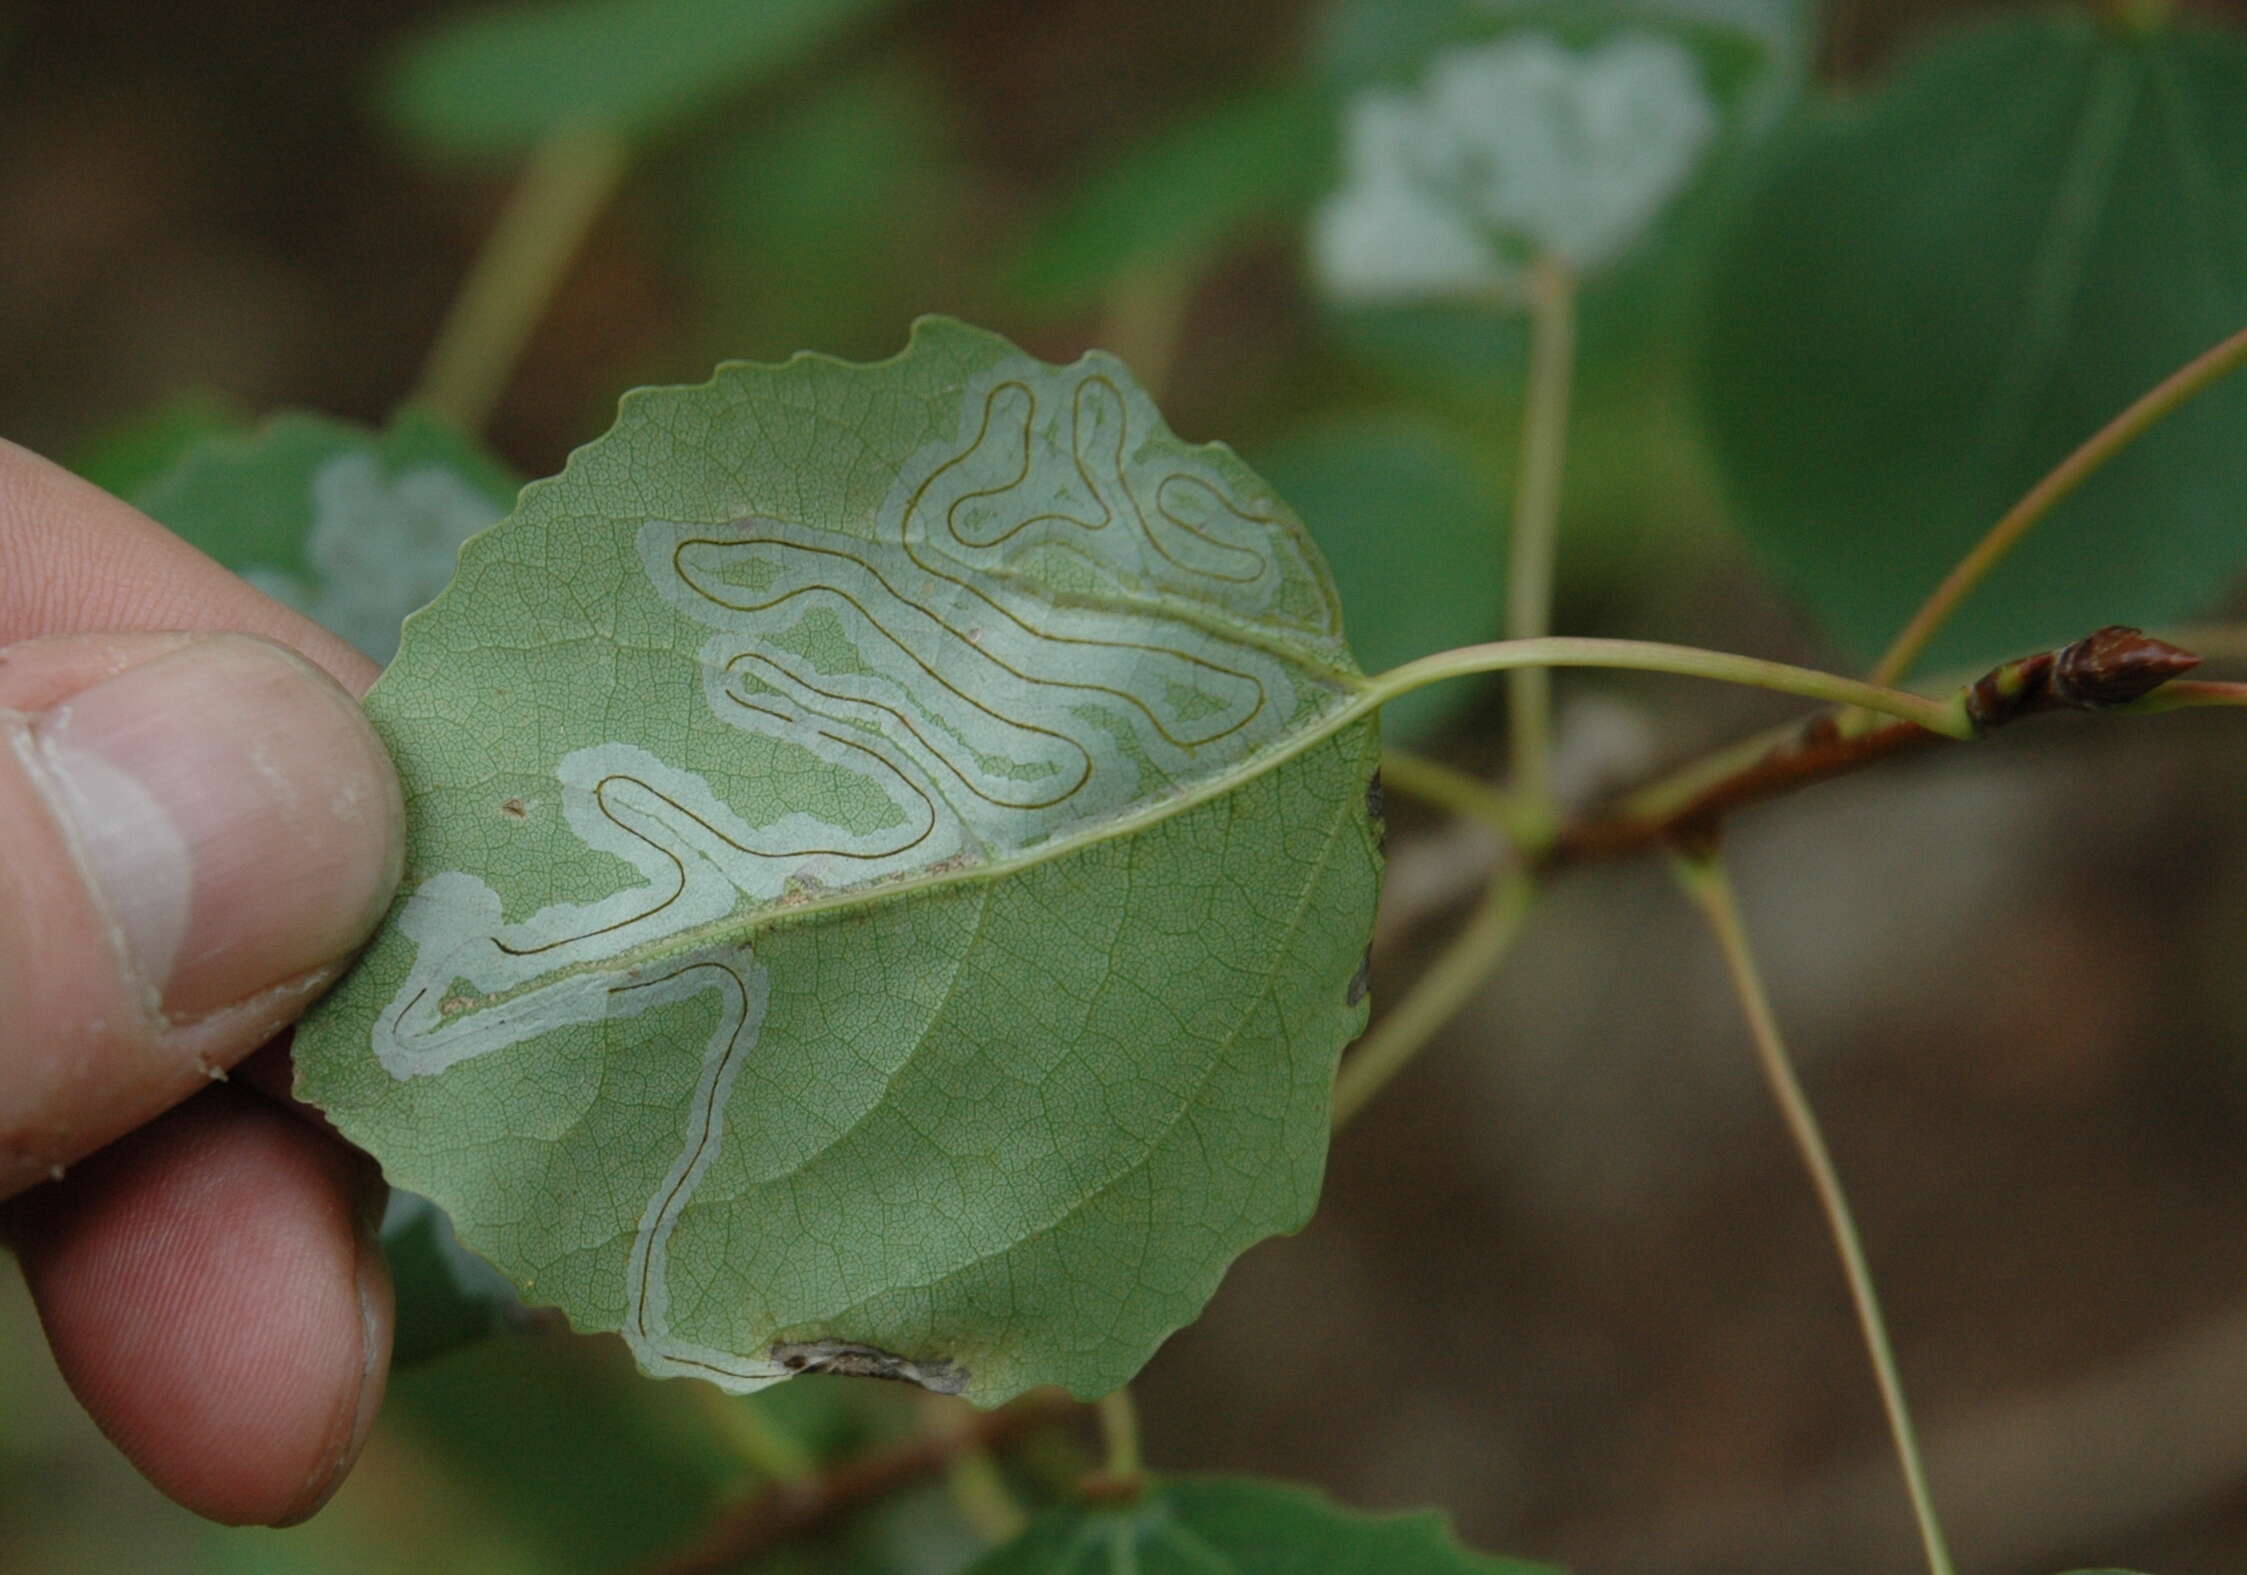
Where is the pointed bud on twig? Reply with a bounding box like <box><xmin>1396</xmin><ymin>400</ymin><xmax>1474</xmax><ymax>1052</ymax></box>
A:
<box><xmin>2050</xmin><ymin>625</ymin><xmax>2200</xmax><ymax>707</ymax></box>
<box><xmin>1966</xmin><ymin>625</ymin><xmax>2201</xmax><ymax>732</ymax></box>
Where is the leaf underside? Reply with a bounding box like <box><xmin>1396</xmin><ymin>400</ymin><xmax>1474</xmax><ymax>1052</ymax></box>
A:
<box><xmin>295</xmin><ymin>317</ymin><xmax>1384</xmax><ymax>1405</ymax></box>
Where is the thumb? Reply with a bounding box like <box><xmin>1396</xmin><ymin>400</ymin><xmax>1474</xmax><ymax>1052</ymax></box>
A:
<box><xmin>0</xmin><ymin>631</ymin><xmax>402</xmax><ymax>1198</ymax></box>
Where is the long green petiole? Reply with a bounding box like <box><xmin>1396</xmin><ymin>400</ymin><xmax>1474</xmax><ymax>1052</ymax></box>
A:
<box><xmin>409</xmin><ymin>121</ymin><xmax>631</xmax><ymax>434</ymax></box>
<box><xmin>1379</xmin><ymin>747</ymin><xmax>1532</xmax><ymax>843</ymax></box>
<box><xmin>1090</xmin><ymin>1387</ymin><xmax>1147</xmax><ymax>1500</ymax></box>
<box><xmin>1673</xmin><ymin>851</ymin><xmax>1956</xmax><ymax>1575</ymax></box>
<box><xmin>1503</xmin><ymin>257</ymin><xmax>1579</xmax><ymax>826</ymax></box>
<box><xmin>1359</xmin><ymin>637</ymin><xmax>1971</xmax><ymax>738</ymax></box>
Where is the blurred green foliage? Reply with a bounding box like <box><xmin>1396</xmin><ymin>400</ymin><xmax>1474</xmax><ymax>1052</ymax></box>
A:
<box><xmin>956</xmin><ymin>1477</ymin><xmax>1569</xmax><ymax>1574</ymax></box>
<box><xmin>1701</xmin><ymin>15</ymin><xmax>2247</xmax><ymax>672</ymax></box>
<box><xmin>1008</xmin><ymin>80</ymin><xmax>1338</xmax><ymax>311</ymax></box>
<box><xmin>386</xmin><ymin>0</ymin><xmax>913</xmax><ymax>158</ymax></box>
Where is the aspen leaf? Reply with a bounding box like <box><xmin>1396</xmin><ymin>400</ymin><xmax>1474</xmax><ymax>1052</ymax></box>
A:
<box><xmin>294</xmin><ymin>319</ymin><xmax>1386</xmax><ymax>1404</ymax></box>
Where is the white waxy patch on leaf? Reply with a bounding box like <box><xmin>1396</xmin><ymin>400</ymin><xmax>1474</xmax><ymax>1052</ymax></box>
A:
<box><xmin>296</xmin><ymin>321</ymin><xmax>1384</xmax><ymax>1403</ymax></box>
<box><xmin>1312</xmin><ymin>31</ymin><xmax>1720</xmax><ymax>301</ymax></box>
<box><xmin>241</xmin><ymin>452</ymin><xmax>502</xmax><ymax>664</ymax></box>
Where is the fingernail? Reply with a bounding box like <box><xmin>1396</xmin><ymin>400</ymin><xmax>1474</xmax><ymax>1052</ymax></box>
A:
<box><xmin>19</xmin><ymin>635</ymin><xmax>403</xmax><ymax>1020</ymax></box>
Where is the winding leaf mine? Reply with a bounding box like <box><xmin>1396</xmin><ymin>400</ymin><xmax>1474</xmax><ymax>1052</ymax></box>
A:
<box><xmin>297</xmin><ymin>318</ymin><xmax>1384</xmax><ymax>1402</ymax></box>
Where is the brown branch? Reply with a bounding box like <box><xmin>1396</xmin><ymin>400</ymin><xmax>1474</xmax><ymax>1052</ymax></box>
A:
<box><xmin>630</xmin><ymin>1390</ymin><xmax>1084</xmax><ymax>1575</ymax></box>
<box><xmin>1547</xmin><ymin>715</ymin><xmax>1938</xmax><ymax>868</ymax></box>
<box><xmin>1541</xmin><ymin>627</ymin><xmax>2200</xmax><ymax>872</ymax></box>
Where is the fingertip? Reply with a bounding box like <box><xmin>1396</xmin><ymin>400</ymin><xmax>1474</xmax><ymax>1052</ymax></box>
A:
<box><xmin>0</xmin><ymin>631</ymin><xmax>405</xmax><ymax>1197</ymax></box>
<box><xmin>7</xmin><ymin>1086</ymin><xmax>393</xmax><ymax>1525</ymax></box>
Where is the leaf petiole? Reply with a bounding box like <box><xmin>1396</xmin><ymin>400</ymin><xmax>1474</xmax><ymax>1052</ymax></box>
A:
<box><xmin>1360</xmin><ymin>637</ymin><xmax>1971</xmax><ymax>738</ymax></box>
<box><xmin>1087</xmin><ymin>1387</ymin><xmax>1148</xmax><ymax>1502</ymax></box>
<box><xmin>1379</xmin><ymin>748</ymin><xmax>1531</xmax><ymax>844</ymax></box>
<box><xmin>409</xmin><ymin>120</ymin><xmax>631</xmax><ymax>433</ymax></box>
<box><xmin>1502</xmin><ymin>256</ymin><xmax>1579</xmax><ymax>827</ymax></box>
<box><xmin>1672</xmin><ymin>850</ymin><xmax>1955</xmax><ymax>1575</ymax></box>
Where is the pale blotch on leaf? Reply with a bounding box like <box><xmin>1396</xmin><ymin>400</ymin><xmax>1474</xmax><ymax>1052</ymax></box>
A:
<box><xmin>1312</xmin><ymin>31</ymin><xmax>1719</xmax><ymax>302</ymax></box>
<box><xmin>298</xmin><ymin>323</ymin><xmax>1383</xmax><ymax>1404</ymax></box>
<box><xmin>241</xmin><ymin>452</ymin><xmax>501</xmax><ymax>664</ymax></box>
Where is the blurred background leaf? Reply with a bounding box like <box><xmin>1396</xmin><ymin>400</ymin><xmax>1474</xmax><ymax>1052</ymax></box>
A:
<box><xmin>131</xmin><ymin>410</ymin><xmax>517</xmax><ymax>664</ymax></box>
<box><xmin>1255</xmin><ymin>411</ymin><xmax>1504</xmax><ymax>737</ymax></box>
<box><xmin>67</xmin><ymin>388</ymin><xmax>249</xmax><ymax>501</ymax></box>
<box><xmin>1306</xmin><ymin>0</ymin><xmax>1806</xmax><ymax>397</ymax></box>
<box><xmin>380</xmin><ymin>1191</ymin><xmax>528</xmax><ymax>1368</ymax></box>
<box><xmin>682</xmin><ymin>56</ymin><xmax>980</xmax><ymax>361</ymax></box>
<box><xmin>1700</xmin><ymin>14</ymin><xmax>2247</xmax><ymax>673</ymax></box>
<box><xmin>386</xmin><ymin>0</ymin><xmax>915</xmax><ymax>158</ymax></box>
<box><xmin>1009</xmin><ymin>79</ymin><xmax>1338</xmax><ymax>313</ymax></box>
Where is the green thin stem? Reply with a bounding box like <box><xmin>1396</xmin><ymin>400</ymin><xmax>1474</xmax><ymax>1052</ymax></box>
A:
<box><xmin>941</xmin><ymin>1440</ymin><xmax>1030</xmax><ymax>1543</ymax></box>
<box><xmin>1099</xmin><ymin>254</ymin><xmax>1199</xmax><ymax>404</ymax></box>
<box><xmin>1094</xmin><ymin>1388</ymin><xmax>1145</xmax><ymax>1488</ymax></box>
<box><xmin>1672</xmin><ymin>852</ymin><xmax>1955</xmax><ymax>1575</ymax></box>
<box><xmin>1505</xmin><ymin>257</ymin><xmax>1579</xmax><ymax>827</ymax></box>
<box><xmin>1380</xmin><ymin>747</ymin><xmax>1529</xmax><ymax>842</ymax></box>
<box><xmin>946</xmin><ymin>1449</ymin><xmax>1029</xmax><ymax>1543</ymax></box>
<box><xmin>410</xmin><ymin>121</ymin><xmax>631</xmax><ymax>434</ymax></box>
<box><xmin>1332</xmin><ymin>866</ymin><xmax>1537</xmax><ymax>1128</ymax></box>
<box><xmin>1362</xmin><ymin>637</ymin><xmax>1970</xmax><ymax>738</ymax></box>
<box><xmin>2118</xmin><ymin>678</ymin><xmax>2247</xmax><ymax>715</ymax></box>
<box><xmin>919</xmin><ymin>1393</ymin><xmax>1031</xmax><ymax>1543</ymax></box>
<box><xmin>1870</xmin><ymin>319</ymin><xmax>2247</xmax><ymax>686</ymax></box>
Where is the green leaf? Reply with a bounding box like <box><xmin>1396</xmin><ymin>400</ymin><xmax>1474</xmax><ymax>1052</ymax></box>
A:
<box><xmin>1699</xmin><ymin>16</ymin><xmax>2247</xmax><ymax>673</ymax></box>
<box><xmin>1312</xmin><ymin>31</ymin><xmax>1720</xmax><ymax>300</ymax></box>
<box><xmin>134</xmin><ymin>410</ymin><xmax>519</xmax><ymax>665</ymax></box>
<box><xmin>959</xmin><ymin>1476</ymin><xmax>1565</xmax><ymax>1574</ymax></box>
<box><xmin>388</xmin><ymin>1331</ymin><xmax>749</xmax><ymax>1572</ymax></box>
<box><xmin>1309</xmin><ymin>7</ymin><xmax>1779</xmax><ymax>306</ymax></box>
<box><xmin>1306</xmin><ymin>4</ymin><xmax>1795</xmax><ymax>396</ymax></box>
<box><xmin>67</xmin><ymin>390</ymin><xmax>249</xmax><ymax>502</ymax></box>
<box><xmin>1254</xmin><ymin>413</ymin><xmax>1502</xmax><ymax>740</ymax></box>
<box><xmin>379</xmin><ymin>1190</ymin><xmax>524</xmax><ymax>1366</ymax></box>
<box><xmin>385</xmin><ymin>0</ymin><xmax>908</xmax><ymax>158</ymax></box>
<box><xmin>295</xmin><ymin>318</ymin><xmax>1385</xmax><ymax>1405</ymax></box>
<box><xmin>688</xmin><ymin>59</ymin><xmax>970</xmax><ymax>359</ymax></box>
<box><xmin>1012</xmin><ymin>80</ymin><xmax>1339</xmax><ymax>311</ymax></box>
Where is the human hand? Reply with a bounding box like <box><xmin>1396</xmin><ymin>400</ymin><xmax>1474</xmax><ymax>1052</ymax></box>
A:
<box><xmin>0</xmin><ymin>437</ymin><xmax>404</xmax><ymax>1524</ymax></box>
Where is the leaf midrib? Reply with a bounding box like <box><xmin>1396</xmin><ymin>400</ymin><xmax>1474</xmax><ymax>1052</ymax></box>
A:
<box><xmin>406</xmin><ymin>684</ymin><xmax>1382</xmax><ymax>1015</ymax></box>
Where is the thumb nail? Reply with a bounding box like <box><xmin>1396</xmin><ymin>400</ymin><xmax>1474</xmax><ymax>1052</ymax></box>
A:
<box><xmin>20</xmin><ymin>635</ymin><xmax>403</xmax><ymax>1021</ymax></box>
